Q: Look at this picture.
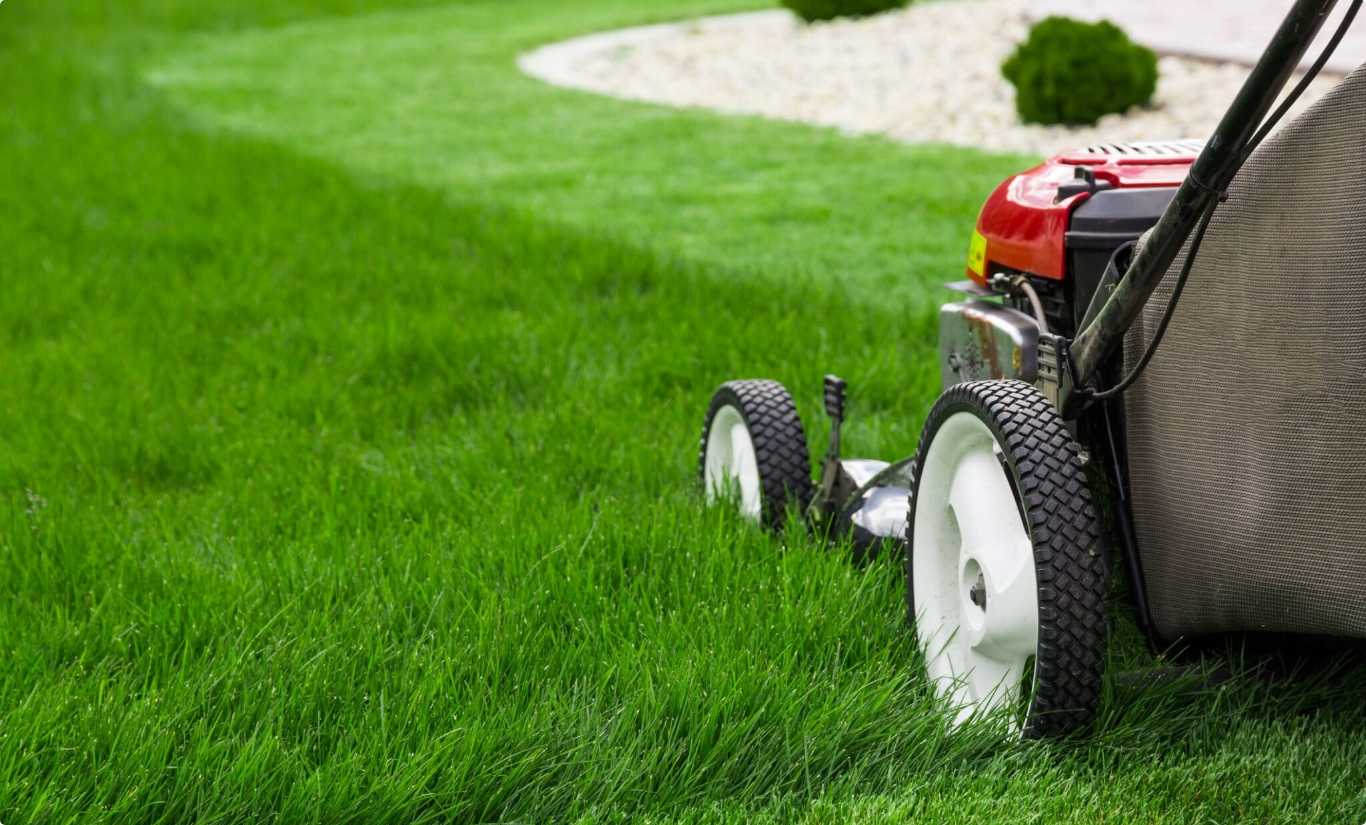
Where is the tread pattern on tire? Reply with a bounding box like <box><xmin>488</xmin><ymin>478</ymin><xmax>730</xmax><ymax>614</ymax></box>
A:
<box><xmin>699</xmin><ymin>380</ymin><xmax>813</xmax><ymax>530</ymax></box>
<box><xmin>906</xmin><ymin>379</ymin><xmax>1107</xmax><ymax>739</ymax></box>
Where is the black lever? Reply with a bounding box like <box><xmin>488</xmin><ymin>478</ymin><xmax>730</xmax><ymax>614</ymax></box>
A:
<box><xmin>823</xmin><ymin>374</ymin><xmax>846</xmax><ymax>461</ymax></box>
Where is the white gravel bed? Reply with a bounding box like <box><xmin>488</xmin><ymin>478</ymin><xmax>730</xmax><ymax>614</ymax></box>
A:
<box><xmin>520</xmin><ymin>1</ymin><xmax>1343</xmax><ymax>156</ymax></box>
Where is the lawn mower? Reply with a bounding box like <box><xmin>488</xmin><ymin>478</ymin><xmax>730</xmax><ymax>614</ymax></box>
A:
<box><xmin>698</xmin><ymin>0</ymin><xmax>1366</xmax><ymax>738</ymax></box>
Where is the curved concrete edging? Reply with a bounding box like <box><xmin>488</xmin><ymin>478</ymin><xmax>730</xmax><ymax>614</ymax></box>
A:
<box><xmin>518</xmin><ymin>10</ymin><xmax>791</xmax><ymax>94</ymax></box>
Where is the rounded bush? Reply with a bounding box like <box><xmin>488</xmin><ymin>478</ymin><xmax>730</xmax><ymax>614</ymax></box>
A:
<box><xmin>1002</xmin><ymin>16</ymin><xmax>1159</xmax><ymax>126</ymax></box>
<box><xmin>780</xmin><ymin>0</ymin><xmax>909</xmax><ymax>23</ymax></box>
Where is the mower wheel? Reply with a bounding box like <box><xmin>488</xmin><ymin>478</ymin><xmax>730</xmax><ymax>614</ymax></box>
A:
<box><xmin>699</xmin><ymin>380</ymin><xmax>813</xmax><ymax>530</ymax></box>
<box><xmin>907</xmin><ymin>380</ymin><xmax>1106</xmax><ymax>738</ymax></box>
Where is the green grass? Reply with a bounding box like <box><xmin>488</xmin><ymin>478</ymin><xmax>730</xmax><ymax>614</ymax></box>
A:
<box><xmin>145</xmin><ymin>0</ymin><xmax>1033</xmax><ymax>304</ymax></box>
<box><xmin>2</xmin><ymin>0</ymin><xmax>1364</xmax><ymax>822</ymax></box>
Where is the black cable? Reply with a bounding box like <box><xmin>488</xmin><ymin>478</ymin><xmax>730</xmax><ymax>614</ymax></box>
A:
<box><xmin>1088</xmin><ymin>204</ymin><xmax>1216</xmax><ymax>400</ymax></box>
<box><xmin>1243</xmin><ymin>0</ymin><xmax>1362</xmax><ymax>161</ymax></box>
<box><xmin>1085</xmin><ymin>0</ymin><xmax>1360</xmax><ymax>401</ymax></box>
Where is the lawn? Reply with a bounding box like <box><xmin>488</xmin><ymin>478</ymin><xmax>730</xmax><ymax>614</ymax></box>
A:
<box><xmin>2</xmin><ymin>0</ymin><xmax>1364</xmax><ymax>822</ymax></box>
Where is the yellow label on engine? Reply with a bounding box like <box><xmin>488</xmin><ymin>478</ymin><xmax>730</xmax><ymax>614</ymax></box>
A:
<box><xmin>967</xmin><ymin>229</ymin><xmax>987</xmax><ymax>278</ymax></box>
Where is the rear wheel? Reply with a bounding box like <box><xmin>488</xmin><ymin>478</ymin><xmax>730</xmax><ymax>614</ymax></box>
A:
<box><xmin>699</xmin><ymin>380</ymin><xmax>813</xmax><ymax>530</ymax></box>
<box><xmin>907</xmin><ymin>380</ymin><xmax>1106</xmax><ymax>738</ymax></box>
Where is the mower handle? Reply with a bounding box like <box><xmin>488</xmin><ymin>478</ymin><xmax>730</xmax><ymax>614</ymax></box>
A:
<box><xmin>1068</xmin><ymin>0</ymin><xmax>1342</xmax><ymax>388</ymax></box>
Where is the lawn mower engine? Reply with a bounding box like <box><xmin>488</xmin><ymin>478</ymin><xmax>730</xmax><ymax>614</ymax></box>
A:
<box><xmin>940</xmin><ymin>140</ymin><xmax>1201</xmax><ymax>389</ymax></box>
<box><xmin>807</xmin><ymin>141</ymin><xmax>1206</xmax><ymax>556</ymax></box>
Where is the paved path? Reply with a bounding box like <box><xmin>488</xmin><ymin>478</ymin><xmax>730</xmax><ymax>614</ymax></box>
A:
<box><xmin>1032</xmin><ymin>0</ymin><xmax>1365</xmax><ymax>74</ymax></box>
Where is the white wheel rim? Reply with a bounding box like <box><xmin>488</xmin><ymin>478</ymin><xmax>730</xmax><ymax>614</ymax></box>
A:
<box><xmin>704</xmin><ymin>405</ymin><xmax>762</xmax><ymax>522</ymax></box>
<box><xmin>912</xmin><ymin>412</ymin><xmax>1039</xmax><ymax>728</ymax></box>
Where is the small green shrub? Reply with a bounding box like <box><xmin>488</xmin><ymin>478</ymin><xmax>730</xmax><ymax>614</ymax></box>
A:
<box><xmin>1002</xmin><ymin>16</ymin><xmax>1159</xmax><ymax>126</ymax></box>
<box><xmin>780</xmin><ymin>0</ymin><xmax>910</xmax><ymax>23</ymax></box>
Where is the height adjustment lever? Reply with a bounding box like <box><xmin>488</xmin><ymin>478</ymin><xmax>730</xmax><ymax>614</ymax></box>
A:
<box><xmin>823</xmin><ymin>374</ymin><xmax>847</xmax><ymax>425</ymax></box>
<box><xmin>811</xmin><ymin>374</ymin><xmax>851</xmax><ymax>522</ymax></box>
<box><xmin>823</xmin><ymin>374</ymin><xmax>847</xmax><ymax>463</ymax></box>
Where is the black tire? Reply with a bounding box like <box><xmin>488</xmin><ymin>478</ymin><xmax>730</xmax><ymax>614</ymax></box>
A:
<box><xmin>906</xmin><ymin>380</ymin><xmax>1107</xmax><ymax>739</ymax></box>
<box><xmin>699</xmin><ymin>380</ymin><xmax>813</xmax><ymax>530</ymax></box>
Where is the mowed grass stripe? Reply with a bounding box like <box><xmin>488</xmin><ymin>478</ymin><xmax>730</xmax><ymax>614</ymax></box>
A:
<box><xmin>145</xmin><ymin>0</ymin><xmax>1032</xmax><ymax>303</ymax></box>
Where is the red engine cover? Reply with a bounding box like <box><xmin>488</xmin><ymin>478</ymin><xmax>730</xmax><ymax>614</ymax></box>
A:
<box><xmin>967</xmin><ymin>141</ymin><xmax>1200</xmax><ymax>284</ymax></box>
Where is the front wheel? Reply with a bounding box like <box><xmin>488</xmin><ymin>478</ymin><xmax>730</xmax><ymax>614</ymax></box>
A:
<box><xmin>699</xmin><ymin>379</ymin><xmax>813</xmax><ymax>530</ymax></box>
<box><xmin>907</xmin><ymin>380</ymin><xmax>1107</xmax><ymax>738</ymax></box>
